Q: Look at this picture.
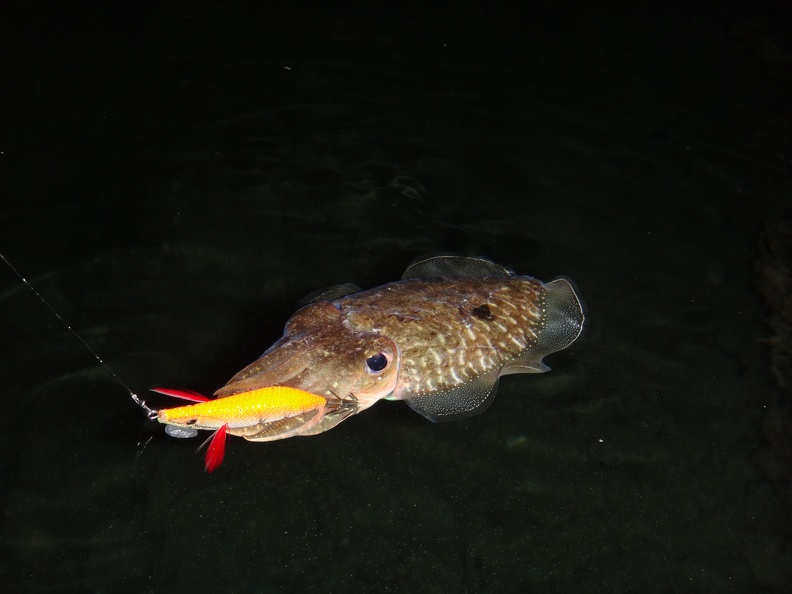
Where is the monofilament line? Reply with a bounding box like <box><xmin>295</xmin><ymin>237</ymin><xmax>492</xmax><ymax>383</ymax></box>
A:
<box><xmin>0</xmin><ymin>252</ymin><xmax>157</xmax><ymax>419</ymax></box>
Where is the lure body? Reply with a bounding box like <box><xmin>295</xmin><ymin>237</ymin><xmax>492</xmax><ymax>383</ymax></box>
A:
<box><xmin>156</xmin><ymin>385</ymin><xmax>344</xmax><ymax>441</ymax></box>
<box><xmin>152</xmin><ymin>386</ymin><xmax>352</xmax><ymax>471</ymax></box>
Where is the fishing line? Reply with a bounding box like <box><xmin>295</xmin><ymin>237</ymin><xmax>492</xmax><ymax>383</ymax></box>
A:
<box><xmin>0</xmin><ymin>252</ymin><xmax>157</xmax><ymax>419</ymax></box>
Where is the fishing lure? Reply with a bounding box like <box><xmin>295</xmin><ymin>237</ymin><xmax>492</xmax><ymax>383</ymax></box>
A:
<box><xmin>148</xmin><ymin>386</ymin><xmax>355</xmax><ymax>471</ymax></box>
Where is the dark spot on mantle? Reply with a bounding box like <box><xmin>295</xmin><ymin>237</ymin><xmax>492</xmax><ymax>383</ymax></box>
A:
<box><xmin>471</xmin><ymin>304</ymin><xmax>494</xmax><ymax>320</ymax></box>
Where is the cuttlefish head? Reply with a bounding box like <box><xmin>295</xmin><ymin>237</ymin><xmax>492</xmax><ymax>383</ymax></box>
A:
<box><xmin>214</xmin><ymin>301</ymin><xmax>400</xmax><ymax>436</ymax></box>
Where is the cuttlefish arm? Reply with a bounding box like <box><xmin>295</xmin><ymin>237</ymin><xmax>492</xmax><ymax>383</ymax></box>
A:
<box><xmin>214</xmin><ymin>301</ymin><xmax>401</xmax><ymax>438</ymax></box>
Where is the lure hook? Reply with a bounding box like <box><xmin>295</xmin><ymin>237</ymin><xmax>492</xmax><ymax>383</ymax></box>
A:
<box><xmin>130</xmin><ymin>392</ymin><xmax>158</xmax><ymax>420</ymax></box>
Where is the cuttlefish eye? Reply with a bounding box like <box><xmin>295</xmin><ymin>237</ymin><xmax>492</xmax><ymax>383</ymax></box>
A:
<box><xmin>365</xmin><ymin>352</ymin><xmax>390</xmax><ymax>374</ymax></box>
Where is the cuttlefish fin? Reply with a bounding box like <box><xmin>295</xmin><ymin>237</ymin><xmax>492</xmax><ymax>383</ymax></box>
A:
<box><xmin>404</xmin><ymin>368</ymin><xmax>502</xmax><ymax>423</ymax></box>
<box><xmin>543</xmin><ymin>277</ymin><xmax>586</xmax><ymax>347</ymax></box>
<box><xmin>298</xmin><ymin>282</ymin><xmax>361</xmax><ymax>306</ymax></box>
<box><xmin>501</xmin><ymin>277</ymin><xmax>585</xmax><ymax>376</ymax></box>
<box><xmin>402</xmin><ymin>254</ymin><xmax>514</xmax><ymax>279</ymax></box>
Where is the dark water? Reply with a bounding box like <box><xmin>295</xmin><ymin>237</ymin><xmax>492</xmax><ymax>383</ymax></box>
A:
<box><xmin>1</xmin><ymin>1</ymin><xmax>790</xmax><ymax>592</ymax></box>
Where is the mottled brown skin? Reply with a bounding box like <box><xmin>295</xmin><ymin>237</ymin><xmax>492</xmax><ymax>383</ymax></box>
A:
<box><xmin>339</xmin><ymin>277</ymin><xmax>546</xmax><ymax>400</ymax></box>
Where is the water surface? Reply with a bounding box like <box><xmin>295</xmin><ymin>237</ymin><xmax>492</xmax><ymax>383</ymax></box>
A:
<box><xmin>1</xmin><ymin>2</ymin><xmax>790</xmax><ymax>592</ymax></box>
